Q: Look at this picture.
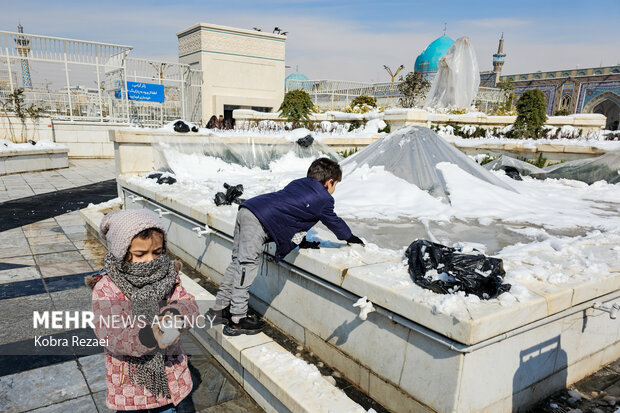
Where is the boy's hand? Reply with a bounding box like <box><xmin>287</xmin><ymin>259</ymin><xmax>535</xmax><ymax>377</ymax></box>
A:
<box><xmin>347</xmin><ymin>235</ymin><xmax>365</xmax><ymax>246</ymax></box>
<box><xmin>299</xmin><ymin>237</ymin><xmax>320</xmax><ymax>249</ymax></box>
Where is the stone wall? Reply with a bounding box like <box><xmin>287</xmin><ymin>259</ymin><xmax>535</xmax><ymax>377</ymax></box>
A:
<box><xmin>0</xmin><ymin>116</ymin><xmax>124</xmax><ymax>158</ymax></box>
<box><xmin>177</xmin><ymin>23</ymin><xmax>286</xmax><ymax>121</ymax></box>
<box><xmin>233</xmin><ymin>108</ymin><xmax>607</xmax><ymax>133</ymax></box>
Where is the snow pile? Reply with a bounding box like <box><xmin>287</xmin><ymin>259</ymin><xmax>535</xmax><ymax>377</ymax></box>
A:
<box><xmin>334</xmin><ymin>163</ymin><xmax>450</xmax><ymax>220</ymax></box>
<box><xmin>498</xmin><ymin>230</ymin><xmax>620</xmax><ymax>284</ymax></box>
<box><xmin>0</xmin><ymin>139</ymin><xmax>67</xmax><ymax>151</ymax></box>
<box><xmin>335</xmin><ymin>161</ymin><xmax>620</xmax><ymax>231</ymax></box>
<box><xmin>86</xmin><ymin>197</ymin><xmax>123</xmax><ymax>211</ymax></box>
<box><xmin>253</xmin><ymin>345</ymin><xmax>367</xmax><ymax>412</ymax></box>
<box><xmin>362</xmin><ymin>118</ymin><xmax>387</xmax><ymax>133</ymax></box>
<box><xmin>437</xmin><ymin>130</ymin><xmax>620</xmax><ymax>152</ymax></box>
<box><xmin>141</xmin><ymin>136</ymin><xmax>620</xmax><ymax>245</ymax></box>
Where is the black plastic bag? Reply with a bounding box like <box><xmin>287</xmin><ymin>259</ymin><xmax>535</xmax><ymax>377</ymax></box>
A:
<box><xmin>503</xmin><ymin>166</ymin><xmax>522</xmax><ymax>181</ymax></box>
<box><xmin>405</xmin><ymin>239</ymin><xmax>510</xmax><ymax>299</ymax></box>
<box><xmin>296</xmin><ymin>134</ymin><xmax>314</xmax><ymax>148</ymax></box>
<box><xmin>173</xmin><ymin>120</ymin><xmax>190</xmax><ymax>133</ymax></box>
<box><xmin>146</xmin><ymin>172</ymin><xmax>177</xmax><ymax>185</ymax></box>
<box><xmin>157</xmin><ymin>176</ymin><xmax>177</xmax><ymax>185</ymax></box>
<box><xmin>214</xmin><ymin>183</ymin><xmax>245</xmax><ymax>206</ymax></box>
<box><xmin>298</xmin><ymin>237</ymin><xmax>320</xmax><ymax>249</ymax></box>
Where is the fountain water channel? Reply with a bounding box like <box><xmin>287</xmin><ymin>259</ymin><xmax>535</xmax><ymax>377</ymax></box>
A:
<box><xmin>103</xmin><ymin>127</ymin><xmax>619</xmax><ymax>413</ymax></box>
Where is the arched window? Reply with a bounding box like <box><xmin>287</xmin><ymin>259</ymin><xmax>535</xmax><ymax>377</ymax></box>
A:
<box><xmin>560</xmin><ymin>95</ymin><xmax>571</xmax><ymax>110</ymax></box>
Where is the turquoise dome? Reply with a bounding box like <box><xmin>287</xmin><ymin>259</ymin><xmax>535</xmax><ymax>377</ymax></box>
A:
<box><xmin>414</xmin><ymin>36</ymin><xmax>455</xmax><ymax>73</ymax></box>
<box><xmin>285</xmin><ymin>72</ymin><xmax>311</xmax><ymax>90</ymax></box>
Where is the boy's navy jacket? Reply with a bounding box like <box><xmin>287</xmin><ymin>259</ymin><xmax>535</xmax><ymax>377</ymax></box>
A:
<box><xmin>241</xmin><ymin>177</ymin><xmax>352</xmax><ymax>262</ymax></box>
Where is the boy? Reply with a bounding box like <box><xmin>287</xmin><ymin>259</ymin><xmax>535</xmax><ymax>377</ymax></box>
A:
<box><xmin>208</xmin><ymin>157</ymin><xmax>364</xmax><ymax>336</ymax></box>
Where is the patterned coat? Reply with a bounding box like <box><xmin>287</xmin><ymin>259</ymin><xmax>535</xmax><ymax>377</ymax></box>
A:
<box><xmin>91</xmin><ymin>274</ymin><xmax>199</xmax><ymax>411</ymax></box>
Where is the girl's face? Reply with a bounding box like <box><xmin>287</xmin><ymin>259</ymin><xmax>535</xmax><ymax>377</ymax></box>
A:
<box><xmin>127</xmin><ymin>233</ymin><xmax>164</xmax><ymax>263</ymax></box>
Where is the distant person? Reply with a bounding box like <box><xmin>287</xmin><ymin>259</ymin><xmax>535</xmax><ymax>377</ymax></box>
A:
<box><xmin>206</xmin><ymin>115</ymin><xmax>217</xmax><ymax>129</ymax></box>
<box><xmin>207</xmin><ymin>158</ymin><xmax>365</xmax><ymax>336</ymax></box>
<box><xmin>217</xmin><ymin>115</ymin><xmax>224</xmax><ymax>129</ymax></box>
<box><xmin>224</xmin><ymin>119</ymin><xmax>233</xmax><ymax>130</ymax></box>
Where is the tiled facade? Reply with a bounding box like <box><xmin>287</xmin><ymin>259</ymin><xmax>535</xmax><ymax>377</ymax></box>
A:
<box><xmin>499</xmin><ymin>66</ymin><xmax>620</xmax><ymax>128</ymax></box>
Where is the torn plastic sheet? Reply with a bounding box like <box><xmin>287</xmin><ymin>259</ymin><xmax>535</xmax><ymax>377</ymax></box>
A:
<box><xmin>485</xmin><ymin>150</ymin><xmax>620</xmax><ymax>184</ymax></box>
<box><xmin>424</xmin><ymin>37</ymin><xmax>480</xmax><ymax>109</ymax></box>
<box><xmin>154</xmin><ymin>133</ymin><xmax>341</xmax><ymax>171</ymax></box>
<box><xmin>342</xmin><ymin>126</ymin><xmax>516</xmax><ymax>202</ymax></box>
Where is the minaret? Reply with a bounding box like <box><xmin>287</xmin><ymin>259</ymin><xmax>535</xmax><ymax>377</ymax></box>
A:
<box><xmin>492</xmin><ymin>33</ymin><xmax>505</xmax><ymax>85</ymax></box>
<box><xmin>15</xmin><ymin>24</ymin><xmax>32</xmax><ymax>88</ymax></box>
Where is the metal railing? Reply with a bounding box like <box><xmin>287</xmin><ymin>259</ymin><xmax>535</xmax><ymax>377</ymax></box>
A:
<box><xmin>0</xmin><ymin>30</ymin><xmax>202</xmax><ymax>126</ymax></box>
<box><xmin>286</xmin><ymin>78</ymin><xmax>505</xmax><ymax>112</ymax></box>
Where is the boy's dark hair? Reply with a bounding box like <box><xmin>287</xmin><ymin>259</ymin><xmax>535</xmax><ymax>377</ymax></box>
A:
<box><xmin>307</xmin><ymin>158</ymin><xmax>342</xmax><ymax>184</ymax></box>
<box><xmin>123</xmin><ymin>227</ymin><xmax>166</xmax><ymax>262</ymax></box>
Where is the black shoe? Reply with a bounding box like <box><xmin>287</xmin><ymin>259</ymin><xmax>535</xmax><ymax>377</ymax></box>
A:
<box><xmin>205</xmin><ymin>305</ymin><xmax>231</xmax><ymax>327</ymax></box>
<box><xmin>223</xmin><ymin>315</ymin><xmax>265</xmax><ymax>336</ymax></box>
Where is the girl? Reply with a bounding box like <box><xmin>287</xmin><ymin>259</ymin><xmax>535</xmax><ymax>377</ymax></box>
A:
<box><xmin>88</xmin><ymin>209</ymin><xmax>199</xmax><ymax>412</ymax></box>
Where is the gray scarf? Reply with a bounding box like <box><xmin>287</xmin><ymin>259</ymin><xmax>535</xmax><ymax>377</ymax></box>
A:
<box><xmin>104</xmin><ymin>252</ymin><xmax>178</xmax><ymax>399</ymax></box>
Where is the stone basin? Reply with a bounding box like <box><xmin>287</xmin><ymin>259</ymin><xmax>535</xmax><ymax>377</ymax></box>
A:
<box><xmin>109</xmin><ymin>129</ymin><xmax>620</xmax><ymax>413</ymax></box>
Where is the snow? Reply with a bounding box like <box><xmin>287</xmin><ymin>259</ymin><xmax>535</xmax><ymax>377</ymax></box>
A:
<box><xmin>334</xmin><ymin>164</ymin><xmax>450</xmax><ymax>220</ymax></box>
<box><xmin>0</xmin><ymin>139</ymin><xmax>67</xmax><ymax>152</ymax></box>
<box><xmin>153</xmin><ymin>124</ymin><xmax>386</xmax><ymax>140</ymax></box>
<box><xmin>352</xmin><ymin>296</ymin><xmax>375</xmax><ymax>320</ymax></box>
<box><xmin>444</xmin><ymin>134</ymin><xmax>620</xmax><ymax>152</ymax></box>
<box><xmin>252</xmin><ymin>345</ymin><xmax>367</xmax><ymax>413</ymax></box>
<box><xmin>124</xmin><ymin>138</ymin><xmax>619</xmax><ymax>317</ymax></box>
<box><xmin>160</xmin><ymin>324</ymin><xmax>180</xmax><ymax>345</ymax></box>
<box><xmin>284</xmin><ymin>128</ymin><xmax>314</xmax><ymax>142</ymax></box>
<box><xmin>86</xmin><ymin>197</ymin><xmax>123</xmax><ymax>211</ymax></box>
<box><xmin>363</xmin><ymin>118</ymin><xmax>387</xmax><ymax>133</ymax></box>
<box><xmin>497</xmin><ymin>230</ymin><xmax>619</xmax><ymax>284</ymax></box>
<box><xmin>325</xmin><ymin>111</ymin><xmax>364</xmax><ymax>120</ymax></box>
<box><xmin>335</xmin><ymin>160</ymin><xmax>620</xmax><ymax>234</ymax></box>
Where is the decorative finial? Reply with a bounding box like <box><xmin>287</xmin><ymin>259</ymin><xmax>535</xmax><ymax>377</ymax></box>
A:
<box><xmin>443</xmin><ymin>22</ymin><xmax>447</xmax><ymax>36</ymax></box>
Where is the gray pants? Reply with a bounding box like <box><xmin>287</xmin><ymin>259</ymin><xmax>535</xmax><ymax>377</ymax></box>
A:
<box><xmin>214</xmin><ymin>207</ymin><xmax>269</xmax><ymax>317</ymax></box>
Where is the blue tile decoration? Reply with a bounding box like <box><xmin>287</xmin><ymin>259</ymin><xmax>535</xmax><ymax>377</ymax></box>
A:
<box><xmin>514</xmin><ymin>84</ymin><xmax>557</xmax><ymax>115</ymax></box>
<box><xmin>576</xmin><ymin>81</ymin><xmax>620</xmax><ymax>113</ymax></box>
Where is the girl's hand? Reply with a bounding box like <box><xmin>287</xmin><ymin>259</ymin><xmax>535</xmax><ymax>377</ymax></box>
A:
<box><xmin>152</xmin><ymin>312</ymin><xmax>180</xmax><ymax>349</ymax></box>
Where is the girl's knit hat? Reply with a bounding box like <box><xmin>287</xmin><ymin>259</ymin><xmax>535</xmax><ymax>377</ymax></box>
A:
<box><xmin>99</xmin><ymin>209</ymin><xmax>167</xmax><ymax>260</ymax></box>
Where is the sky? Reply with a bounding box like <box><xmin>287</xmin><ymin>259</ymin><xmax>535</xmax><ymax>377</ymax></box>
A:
<box><xmin>1</xmin><ymin>0</ymin><xmax>619</xmax><ymax>83</ymax></box>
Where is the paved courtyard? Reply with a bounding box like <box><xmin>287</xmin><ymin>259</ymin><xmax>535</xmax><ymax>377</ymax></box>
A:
<box><xmin>0</xmin><ymin>161</ymin><xmax>262</xmax><ymax>413</ymax></box>
<box><xmin>0</xmin><ymin>159</ymin><xmax>117</xmax><ymax>203</ymax></box>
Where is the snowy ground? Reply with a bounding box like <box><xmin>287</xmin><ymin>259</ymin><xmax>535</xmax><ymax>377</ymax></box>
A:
<box><xmin>0</xmin><ymin>139</ymin><xmax>67</xmax><ymax>151</ymax></box>
<box><xmin>156</xmin><ymin>118</ymin><xmax>387</xmax><ymax>139</ymax></box>
<box><xmin>435</xmin><ymin>124</ymin><xmax>620</xmax><ymax>151</ymax></box>
<box><xmin>126</xmin><ymin>141</ymin><xmax>620</xmax><ymax>317</ymax></box>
